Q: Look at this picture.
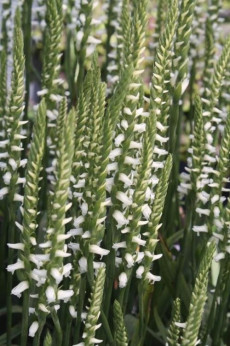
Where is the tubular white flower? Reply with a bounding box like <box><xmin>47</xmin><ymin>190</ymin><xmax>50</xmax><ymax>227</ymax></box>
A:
<box><xmin>112</xmin><ymin>210</ymin><xmax>129</xmax><ymax>228</ymax></box>
<box><xmin>51</xmin><ymin>268</ymin><xmax>63</xmax><ymax>284</ymax></box>
<box><xmin>6</xmin><ymin>260</ymin><xmax>24</xmax><ymax>273</ymax></box>
<box><xmin>109</xmin><ymin>148</ymin><xmax>122</xmax><ymax>160</ymax></box>
<box><xmin>175</xmin><ymin>322</ymin><xmax>187</xmax><ymax>328</ymax></box>
<box><xmin>193</xmin><ymin>225</ymin><xmax>208</xmax><ymax>233</ymax></box>
<box><xmin>55</xmin><ymin>250</ymin><xmax>71</xmax><ymax>258</ymax></box>
<box><xmin>195</xmin><ymin>208</ymin><xmax>210</xmax><ymax>216</ymax></box>
<box><xmin>57</xmin><ymin>289</ymin><xmax>74</xmax><ymax>302</ymax></box>
<box><xmin>142</xmin><ymin>204</ymin><xmax>152</xmax><ymax>220</ymax></box>
<box><xmin>7</xmin><ymin>243</ymin><xmax>24</xmax><ymax>250</ymax></box>
<box><xmin>89</xmin><ymin>245</ymin><xmax>110</xmax><ymax>257</ymax></box>
<box><xmin>125</xmin><ymin>253</ymin><xmax>134</xmax><ymax>268</ymax></box>
<box><xmin>79</xmin><ymin>257</ymin><xmax>88</xmax><ymax>273</ymax></box>
<box><xmin>118</xmin><ymin>272</ymin><xmax>128</xmax><ymax>288</ymax></box>
<box><xmin>46</xmin><ymin>286</ymin><xmax>56</xmax><ymax>304</ymax></box>
<box><xmin>116</xmin><ymin>191</ymin><xmax>132</xmax><ymax>206</ymax></box>
<box><xmin>132</xmin><ymin>236</ymin><xmax>146</xmax><ymax>246</ymax></box>
<box><xmin>112</xmin><ymin>241</ymin><xmax>127</xmax><ymax>250</ymax></box>
<box><xmin>119</xmin><ymin>173</ymin><xmax>132</xmax><ymax>186</ymax></box>
<box><xmin>0</xmin><ymin>187</ymin><xmax>8</xmax><ymax>199</ymax></box>
<box><xmin>29</xmin><ymin>321</ymin><xmax>39</xmax><ymax>337</ymax></box>
<box><xmin>69</xmin><ymin>305</ymin><xmax>78</xmax><ymax>318</ymax></box>
<box><xmin>11</xmin><ymin>281</ymin><xmax>29</xmax><ymax>298</ymax></box>
<box><xmin>146</xmin><ymin>272</ymin><xmax>161</xmax><ymax>284</ymax></box>
<box><xmin>115</xmin><ymin>134</ymin><xmax>125</xmax><ymax>147</ymax></box>
<box><xmin>136</xmin><ymin>266</ymin><xmax>145</xmax><ymax>278</ymax></box>
<box><xmin>3</xmin><ymin>172</ymin><xmax>12</xmax><ymax>185</ymax></box>
<box><xmin>124</xmin><ymin>156</ymin><xmax>140</xmax><ymax>166</ymax></box>
<box><xmin>62</xmin><ymin>263</ymin><xmax>72</xmax><ymax>277</ymax></box>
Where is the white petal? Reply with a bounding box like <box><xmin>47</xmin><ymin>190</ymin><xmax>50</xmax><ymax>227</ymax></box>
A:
<box><xmin>11</xmin><ymin>281</ymin><xmax>29</xmax><ymax>298</ymax></box>
<box><xmin>29</xmin><ymin>321</ymin><xmax>39</xmax><ymax>337</ymax></box>
<box><xmin>118</xmin><ymin>272</ymin><xmax>128</xmax><ymax>288</ymax></box>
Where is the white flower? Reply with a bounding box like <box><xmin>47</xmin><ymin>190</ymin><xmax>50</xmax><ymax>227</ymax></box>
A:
<box><xmin>112</xmin><ymin>210</ymin><xmax>129</xmax><ymax>228</ymax></box>
<box><xmin>79</xmin><ymin>257</ymin><xmax>88</xmax><ymax>273</ymax></box>
<box><xmin>89</xmin><ymin>338</ymin><xmax>103</xmax><ymax>344</ymax></box>
<box><xmin>81</xmin><ymin>202</ymin><xmax>88</xmax><ymax>216</ymax></box>
<box><xmin>118</xmin><ymin>272</ymin><xmax>128</xmax><ymax>288</ymax></box>
<box><xmin>0</xmin><ymin>187</ymin><xmax>8</xmax><ymax>199</ymax></box>
<box><xmin>89</xmin><ymin>245</ymin><xmax>110</xmax><ymax>258</ymax></box>
<box><xmin>132</xmin><ymin>236</ymin><xmax>146</xmax><ymax>246</ymax></box>
<box><xmin>69</xmin><ymin>305</ymin><xmax>77</xmax><ymax>318</ymax></box>
<box><xmin>136</xmin><ymin>252</ymin><xmax>145</xmax><ymax>263</ymax></box>
<box><xmin>62</xmin><ymin>263</ymin><xmax>72</xmax><ymax>277</ymax></box>
<box><xmin>37</xmin><ymin>88</ymin><xmax>48</xmax><ymax>96</ymax></box>
<box><xmin>29</xmin><ymin>321</ymin><xmax>39</xmax><ymax>337</ymax></box>
<box><xmin>196</xmin><ymin>208</ymin><xmax>210</xmax><ymax>216</ymax></box>
<box><xmin>129</xmin><ymin>141</ymin><xmax>142</xmax><ymax>149</ymax></box>
<box><xmin>112</xmin><ymin>241</ymin><xmax>127</xmax><ymax>250</ymax></box>
<box><xmin>124</xmin><ymin>156</ymin><xmax>140</xmax><ymax>166</ymax></box>
<box><xmin>119</xmin><ymin>173</ymin><xmax>132</xmax><ymax>186</ymax></box>
<box><xmin>153</xmin><ymin>147</ymin><xmax>168</xmax><ymax>156</ymax></box>
<box><xmin>73</xmin><ymin>216</ymin><xmax>85</xmax><ymax>227</ymax></box>
<box><xmin>134</xmin><ymin>123</ymin><xmax>146</xmax><ymax>133</ymax></box>
<box><xmin>3</xmin><ymin>172</ymin><xmax>11</xmax><ymax>185</ymax></box>
<box><xmin>211</xmin><ymin>195</ymin><xmax>219</xmax><ymax>204</ymax></box>
<box><xmin>11</xmin><ymin>281</ymin><xmax>29</xmax><ymax>298</ymax></box>
<box><xmin>136</xmin><ymin>266</ymin><xmax>145</xmax><ymax>278</ymax></box>
<box><xmin>214</xmin><ymin>252</ymin><xmax>225</xmax><ymax>261</ymax></box>
<box><xmin>55</xmin><ymin>250</ymin><xmax>71</xmax><ymax>257</ymax></box>
<box><xmin>6</xmin><ymin>260</ymin><xmax>24</xmax><ymax>273</ymax></box>
<box><xmin>46</xmin><ymin>286</ymin><xmax>56</xmax><ymax>303</ymax></box>
<box><xmin>175</xmin><ymin>322</ymin><xmax>187</xmax><ymax>328</ymax></box>
<box><xmin>57</xmin><ymin>289</ymin><xmax>74</xmax><ymax>302</ymax></box>
<box><xmin>9</xmin><ymin>158</ymin><xmax>17</xmax><ymax>170</ymax></box>
<box><xmin>193</xmin><ymin>225</ymin><xmax>208</xmax><ymax>233</ymax></box>
<box><xmin>116</xmin><ymin>191</ymin><xmax>132</xmax><ymax>206</ymax></box>
<box><xmin>109</xmin><ymin>148</ymin><xmax>122</xmax><ymax>160</ymax></box>
<box><xmin>115</xmin><ymin>134</ymin><xmax>125</xmax><ymax>147</ymax></box>
<box><xmin>152</xmin><ymin>161</ymin><xmax>164</xmax><ymax>169</ymax></box>
<box><xmin>142</xmin><ymin>204</ymin><xmax>152</xmax><ymax>220</ymax></box>
<box><xmin>125</xmin><ymin>253</ymin><xmax>134</xmax><ymax>268</ymax></box>
<box><xmin>51</xmin><ymin>268</ymin><xmax>63</xmax><ymax>284</ymax></box>
<box><xmin>146</xmin><ymin>272</ymin><xmax>161</xmax><ymax>284</ymax></box>
<box><xmin>7</xmin><ymin>243</ymin><xmax>24</xmax><ymax>250</ymax></box>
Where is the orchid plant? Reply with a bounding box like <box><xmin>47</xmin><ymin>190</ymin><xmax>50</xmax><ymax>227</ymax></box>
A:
<box><xmin>0</xmin><ymin>0</ymin><xmax>230</xmax><ymax>345</ymax></box>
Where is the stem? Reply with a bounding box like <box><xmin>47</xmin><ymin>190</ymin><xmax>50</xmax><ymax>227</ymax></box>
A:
<box><xmin>6</xmin><ymin>201</ymin><xmax>16</xmax><ymax>346</ymax></box>
<box><xmin>101</xmin><ymin>311</ymin><xmax>115</xmax><ymax>345</ymax></box>
<box><xmin>21</xmin><ymin>289</ymin><xmax>30</xmax><ymax>346</ymax></box>
<box><xmin>51</xmin><ymin>309</ymin><xmax>63</xmax><ymax>346</ymax></box>
<box><xmin>33</xmin><ymin>318</ymin><xmax>45</xmax><ymax>346</ymax></box>
<box><xmin>22</xmin><ymin>0</ymin><xmax>33</xmax><ymax>121</ymax></box>
<box><xmin>102</xmin><ymin>0</ymin><xmax>116</xmax><ymax>81</ymax></box>
<box><xmin>74</xmin><ymin>276</ymin><xmax>86</xmax><ymax>344</ymax></box>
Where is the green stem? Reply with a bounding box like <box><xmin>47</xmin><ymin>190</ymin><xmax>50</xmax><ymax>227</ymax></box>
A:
<box><xmin>21</xmin><ymin>289</ymin><xmax>30</xmax><ymax>346</ymax></box>
<box><xmin>22</xmin><ymin>0</ymin><xmax>33</xmax><ymax>121</ymax></box>
<box><xmin>74</xmin><ymin>276</ymin><xmax>86</xmax><ymax>344</ymax></box>
<box><xmin>33</xmin><ymin>318</ymin><xmax>46</xmax><ymax>346</ymax></box>
<box><xmin>6</xmin><ymin>202</ymin><xmax>16</xmax><ymax>346</ymax></box>
<box><xmin>51</xmin><ymin>309</ymin><xmax>63</xmax><ymax>346</ymax></box>
<box><xmin>101</xmin><ymin>311</ymin><xmax>115</xmax><ymax>345</ymax></box>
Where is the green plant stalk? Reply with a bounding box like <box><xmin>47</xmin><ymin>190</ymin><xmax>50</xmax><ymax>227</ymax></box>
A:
<box><xmin>22</xmin><ymin>0</ymin><xmax>33</xmax><ymax>121</ymax></box>
<box><xmin>21</xmin><ymin>289</ymin><xmax>30</xmax><ymax>346</ymax></box>
<box><xmin>51</xmin><ymin>309</ymin><xmax>63</xmax><ymax>345</ymax></box>
<box><xmin>33</xmin><ymin>316</ymin><xmax>46</xmax><ymax>346</ymax></box>
<box><xmin>102</xmin><ymin>0</ymin><xmax>116</xmax><ymax>80</ymax></box>
<box><xmin>212</xmin><ymin>259</ymin><xmax>230</xmax><ymax>344</ymax></box>
<box><xmin>6</xmin><ymin>206</ymin><xmax>16</xmax><ymax>346</ymax></box>
<box><xmin>74</xmin><ymin>276</ymin><xmax>86</xmax><ymax>344</ymax></box>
